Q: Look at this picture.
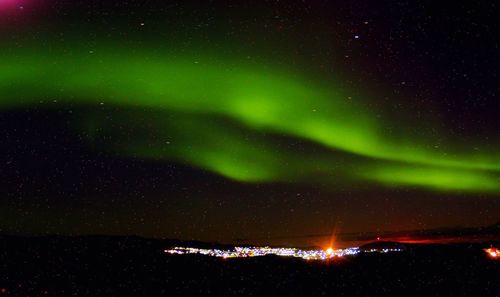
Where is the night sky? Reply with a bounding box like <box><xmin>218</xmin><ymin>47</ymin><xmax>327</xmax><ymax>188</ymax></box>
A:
<box><xmin>1</xmin><ymin>0</ymin><xmax>499</xmax><ymax>247</ymax></box>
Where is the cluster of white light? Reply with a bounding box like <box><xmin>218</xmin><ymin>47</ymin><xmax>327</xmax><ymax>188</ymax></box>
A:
<box><xmin>363</xmin><ymin>248</ymin><xmax>404</xmax><ymax>254</ymax></box>
<box><xmin>164</xmin><ymin>245</ymin><xmax>402</xmax><ymax>260</ymax></box>
<box><xmin>484</xmin><ymin>247</ymin><xmax>499</xmax><ymax>259</ymax></box>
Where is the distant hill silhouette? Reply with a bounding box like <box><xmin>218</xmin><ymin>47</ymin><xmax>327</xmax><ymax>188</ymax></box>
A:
<box><xmin>0</xmin><ymin>235</ymin><xmax>498</xmax><ymax>296</ymax></box>
<box><xmin>359</xmin><ymin>241</ymin><xmax>407</xmax><ymax>251</ymax></box>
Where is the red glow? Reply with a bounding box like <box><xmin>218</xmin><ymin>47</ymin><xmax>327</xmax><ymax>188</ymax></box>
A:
<box><xmin>484</xmin><ymin>248</ymin><xmax>499</xmax><ymax>259</ymax></box>
<box><xmin>0</xmin><ymin>0</ymin><xmax>38</xmax><ymax>16</ymax></box>
<box><xmin>366</xmin><ymin>234</ymin><xmax>500</xmax><ymax>245</ymax></box>
<box><xmin>0</xmin><ymin>0</ymin><xmax>21</xmax><ymax>9</ymax></box>
<box><xmin>387</xmin><ymin>237</ymin><xmax>442</xmax><ymax>244</ymax></box>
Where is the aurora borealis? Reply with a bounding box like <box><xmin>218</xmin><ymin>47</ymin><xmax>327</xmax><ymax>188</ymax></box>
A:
<box><xmin>1</xmin><ymin>0</ymin><xmax>499</xmax><ymax>245</ymax></box>
<box><xmin>2</xmin><ymin>42</ymin><xmax>500</xmax><ymax>192</ymax></box>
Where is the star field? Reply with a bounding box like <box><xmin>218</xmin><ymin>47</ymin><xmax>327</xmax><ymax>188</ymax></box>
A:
<box><xmin>0</xmin><ymin>0</ymin><xmax>499</xmax><ymax>245</ymax></box>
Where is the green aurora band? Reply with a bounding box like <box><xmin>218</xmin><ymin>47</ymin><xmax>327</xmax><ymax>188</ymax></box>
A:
<box><xmin>1</xmin><ymin>43</ymin><xmax>499</xmax><ymax>193</ymax></box>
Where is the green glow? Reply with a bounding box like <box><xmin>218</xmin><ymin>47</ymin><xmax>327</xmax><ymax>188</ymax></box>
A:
<box><xmin>361</xmin><ymin>166</ymin><xmax>500</xmax><ymax>193</ymax></box>
<box><xmin>1</xmin><ymin>43</ymin><xmax>499</xmax><ymax>193</ymax></box>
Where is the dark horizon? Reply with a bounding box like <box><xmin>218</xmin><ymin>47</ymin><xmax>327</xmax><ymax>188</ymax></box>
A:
<box><xmin>2</xmin><ymin>220</ymin><xmax>498</xmax><ymax>249</ymax></box>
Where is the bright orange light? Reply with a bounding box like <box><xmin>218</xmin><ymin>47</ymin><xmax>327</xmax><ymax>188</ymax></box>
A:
<box><xmin>484</xmin><ymin>248</ymin><xmax>499</xmax><ymax>259</ymax></box>
<box><xmin>326</xmin><ymin>248</ymin><xmax>333</xmax><ymax>255</ymax></box>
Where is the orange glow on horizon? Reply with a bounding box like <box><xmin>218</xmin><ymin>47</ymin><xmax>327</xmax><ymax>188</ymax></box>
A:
<box><xmin>484</xmin><ymin>248</ymin><xmax>499</xmax><ymax>259</ymax></box>
<box><xmin>303</xmin><ymin>231</ymin><xmax>498</xmax><ymax>249</ymax></box>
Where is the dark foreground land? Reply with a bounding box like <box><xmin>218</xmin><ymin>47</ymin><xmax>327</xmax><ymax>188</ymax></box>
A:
<box><xmin>0</xmin><ymin>236</ymin><xmax>498</xmax><ymax>296</ymax></box>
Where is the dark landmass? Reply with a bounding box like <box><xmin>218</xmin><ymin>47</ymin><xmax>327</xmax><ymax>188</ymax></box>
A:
<box><xmin>231</xmin><ymin>222</ymin><xmax>500</xmax><ymax>246</ymax></box>
<box><xmin>0</xmin><ymin>235</ymin><xmax>498</xmax><ymax>296</ymax></box>
<box><xmin>358</xmin><ymin>241</ymin><xmax>407</xmax><ymax>251</ymax></box>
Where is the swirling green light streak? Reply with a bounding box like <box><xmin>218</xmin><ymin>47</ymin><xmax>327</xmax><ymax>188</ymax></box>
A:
<box><xmin>1</xmin><ymin>44</ymin><xmax>499</xmax><ymax>193</ymax></box>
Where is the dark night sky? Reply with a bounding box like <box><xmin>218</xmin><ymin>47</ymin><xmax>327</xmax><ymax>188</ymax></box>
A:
<box><xmin>1</xmin><ymin>0</ymin><xmax>499</xmax><ymax>247</ymax></box>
